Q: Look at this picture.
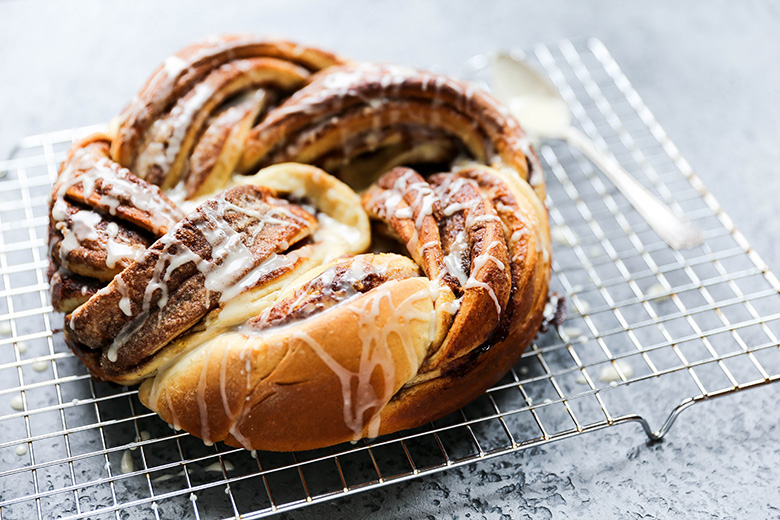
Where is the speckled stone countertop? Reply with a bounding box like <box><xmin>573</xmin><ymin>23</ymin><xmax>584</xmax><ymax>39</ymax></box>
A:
<box><xmin>2</xmin><ymin>1</ymin><xmax>779</xmax><ymax>518</ymax></box>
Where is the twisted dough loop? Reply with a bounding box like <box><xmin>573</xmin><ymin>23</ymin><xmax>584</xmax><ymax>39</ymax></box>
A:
<box><xmin>52</xmin><ymin>36</ymin><xmax>551</xmax><ymax>451</ymax></box>
<box><xmin>48</xmin><ymin>134</ymin><xmax>184</xmax><ymax>309</ymax></box>
<box><xmin>239</xmin><ymin>62</ymin><xmax>545</xmax><ymax>198</ymax></box>
<box><xmin>111</xmin><ymin>35</ymin><xmax>344</xmax><ymax>176</ymax></box>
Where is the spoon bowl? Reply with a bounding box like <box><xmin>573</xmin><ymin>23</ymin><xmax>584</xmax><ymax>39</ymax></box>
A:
<box><xmin>491</xmin><ymin>52</ymin><xmax>572</xmax><ymax>139</ymax></box>
<box><xmin>485</xmin><ymin>51</ymin><xmax>704</xmax><ymax>250</ymax></box>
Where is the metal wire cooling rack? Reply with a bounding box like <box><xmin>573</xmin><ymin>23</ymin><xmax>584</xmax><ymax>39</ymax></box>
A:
<box><xmin>1</xmin><ymin>38</ymin><xmax>779</xmax><ymax>519</ymax></box>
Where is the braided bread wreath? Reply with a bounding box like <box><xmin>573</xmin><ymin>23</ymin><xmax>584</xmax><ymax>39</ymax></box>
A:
<box><xmin>49</xmin><ymin>35</ymin><xmax>551</xmax><ymax>452</ymax></box>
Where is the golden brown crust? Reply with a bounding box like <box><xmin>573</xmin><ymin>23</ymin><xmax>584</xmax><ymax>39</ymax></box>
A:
<box><xmin>139</xmin><ymin>271</ymin><xmax>435</xmax><ymax>451</ymax></box>
<box><xmin>53</xmin><ymin>35</ymin><xmax>551</xmax><ymax>452</ymax></box>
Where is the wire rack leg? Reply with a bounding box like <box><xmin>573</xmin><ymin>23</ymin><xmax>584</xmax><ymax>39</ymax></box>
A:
<box><xmin>624</xmin><ymin>398</ymin><xmax>697</xmax><ymax>443</ymax></box>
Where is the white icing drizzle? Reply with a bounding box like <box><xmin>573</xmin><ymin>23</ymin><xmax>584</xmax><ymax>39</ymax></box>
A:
<box><xmin>375</xmin><ymin>170</ymin><xmax>439</xmax><ymax>254</ymax></box>
<box><xmin>55</xmin><ymin>210</ymin><xmax>101</xmax><ymax>264</ymax></box>
<box><xmin>166</xmin><ymin>391</ymin><xmax>182</xmax><ymax>431</ymax></box>
<box><xmin>393</xmin><ymin>206</ymin><xmax>413</xmax><ymax>219</ymax></box>
<box><xmin>163</xmin><ymin>55</ymin><xmax>187</xmax><ymax>78</ymax></box>
<box><xmin>436</xmin><ymin>175</ymin><xmax>509</xmax><ymax>318</ymax></box>
<box><xmin>463</xmin><ymin>238</ymin><xmax>505</xmax><ymax>315</ymax></box>
<box><xmin>472</xmin><ymin>250</ymin><xmax>506</xmax><ymax>274</ymax></box>
<box><xmin>292</xmin><ymin>281</ymin><xmax>432</xmax><ymax>440</ymax></box>
<box><xmin>197</xmin><ymin>341</ymin><xmax>216</xmax><ymax>444</ymax></box>
<box><xmin>463</xmin><ymin>278</ymin><xmax>501</xmax><ymax>314</ymax></box>
<box><xmin>198</xmin><ymin>211</ymin><xmax>302</xmax><ymax>305</ymax></box>
<box><xmin>219</xmin><ymin>334</ymin><xmax>237</xmax><ymax>422</ymax></box>
<box><xmin>598</xmin><ymin>360</ymin><xmax>634</xmax><ymax>383</ymax></box>
<box><xmin>107</xmin><ymin>310</ymin><xmax>149</xmax><ymax>362</ymax></box>
<box><xmin>55</xmin><ymin>205</ymin><xmax>145</xmax><ymax>272</ymax></box>
<box><xmin>115</xmin><ymin>276</ymin><xmax>133</xmax><ymax>317</ymax></box>
<box><xmin>470</xmin><ymin>214</ymin><xmax>502</xmax><ymax>224</ymax></box>
<box><xmin>31</xmin><ymin>359</ymin><xmax>49</xmax><ymax>372</ymax></box>
<box><xmin>203</xmin><ymin>273</ymin><xmax>428</xmax><ymax>449</ymax></box>
<box><xmin>227</xmin><ymin>419</ymin><xmax>254</xmax><ymax>451</ymax></box>
<box><xmin>441</xmin><ymin>201</ymin><xmax>470</xmax><ymax>216</ymax></box>
<box><xmin>136</xmin><ymin>82</ymin><xmax>216</xmax><ymax>181</ymax></box>
<box><xmin>120</xmin><ymin>450</ymin><xmax>135</xmax><ymax>474</ymax></box>
<box><xmin>104</xmin><ymin>222</ymin><xmax>144</xmax><ymax>269</ymax></box>
<box><xmin>203</xmin><ymin>460</ymin><xmax>235</xmax><ymax>473</ymax></box>
<box><xmin>439</xmin><ymin>298</ymin><xmax>461</xmax><ymax>315</ymax></box>
<box><xmin>10</xmin><ymin>395</ymin><xmax>23</xmax><ymax>411</ymax></box>
<box><xmin>269</xmin><ymin>63</ymin><xmax>416</xmax><ymax>123</ymax></box>
<box><xmin>52</xmin><ymin>148</ymin><xmax>178</xmax><ymax>235</ymax></box>
<box><xmin>138</xmin><ymin>52</ymin><xmax>266</xmax><ymax>187</ymax></box>
<box><xmin>269</xmin><ymin>62</ymin><xmax>533</xmax><ymax>179</ymax></box>
<box><xmin>418</xmin><ymin>240</ymin><xmax>439</xmax><ymax>254</ymax></box>
<box><xmin>443</xmin><ymin>230</ymin><xmax>469</xmax><ymax>286</ymax></box>
<box><xmin>248</xmin><ymin>255</ymin><xmax>392</xmax><ymax>333</ymax></box>
<box><xmin>117</xmin><ymin>34</ymin><xmax>253</xmax><ymax>147</ymax></box>
<box><xmin>151</xmin><ymin>470</ymin><xmax>185</xmax><ymax>483</ymax></box>
<box><xmin>312</xmin><ymin>212</ymin><xmax>366</xmax><ymax>253</ymax></box>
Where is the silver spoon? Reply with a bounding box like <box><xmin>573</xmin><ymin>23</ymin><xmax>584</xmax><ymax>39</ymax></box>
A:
<box><xmin>485</xmin><ymin>52</ymin><xmax>704</xmax><ymax>250</ymax></box>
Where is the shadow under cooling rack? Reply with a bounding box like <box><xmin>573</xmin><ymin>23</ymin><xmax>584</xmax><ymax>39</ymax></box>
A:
<box><xmin>1</xmin><ymin>38</ymin><xmax>780</xmax><ymax>519</ymax></box>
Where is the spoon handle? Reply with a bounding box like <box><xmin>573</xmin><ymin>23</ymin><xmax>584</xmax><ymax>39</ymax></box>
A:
<box><xmin>564</xmin><ymin>126</ymin><xmax>704</xmax><ymax>250</ymax></box>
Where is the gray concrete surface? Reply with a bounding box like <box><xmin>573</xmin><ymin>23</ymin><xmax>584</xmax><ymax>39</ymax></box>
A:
<box><xmin>1</xmin><ymin>0</ymin><xmax>779</xmax><ymax>518</ymax></box>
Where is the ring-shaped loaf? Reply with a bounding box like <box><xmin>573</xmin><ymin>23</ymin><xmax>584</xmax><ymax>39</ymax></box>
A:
<box><xmin>50</xmin><ymin>35</ymin><xmax>551</xmax><ymax>451</ymax></box>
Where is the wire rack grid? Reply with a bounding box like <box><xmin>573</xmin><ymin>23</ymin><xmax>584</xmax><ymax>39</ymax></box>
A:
<box><xmin>1</xmin><ymin>38</ymin><xmax>779</xmax><ymax>519</ymax></box>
